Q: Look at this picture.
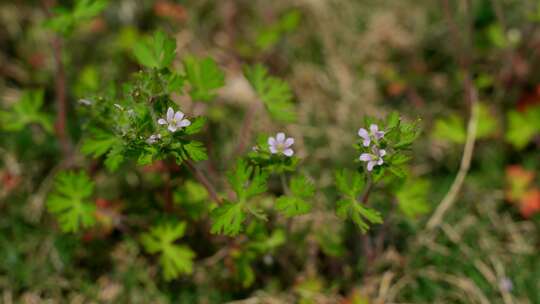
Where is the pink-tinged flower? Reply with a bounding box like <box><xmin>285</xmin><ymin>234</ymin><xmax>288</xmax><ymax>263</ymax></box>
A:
<box><xmin>359</xmin><ymin>147</ymin><xmax>386</xmax><ymax>171</ymax></box>
<box><xmin>268</xmin><ymin>132</ymin><xmax>294</xmax><ymax>157</ymax></box>
<box><xmin>146</xmin><ymin>134</ymin><xmax>162</xmax><ymax>144</ymax></box>
<box><xmin>158</xmin><ymin>107</ymin><xmax>191</xmax><ymax>132</ymax></box>
<box><xmin>358</xmin><ymin>124</ymin><xmax>385</xmax><ymax>147</ymax></box>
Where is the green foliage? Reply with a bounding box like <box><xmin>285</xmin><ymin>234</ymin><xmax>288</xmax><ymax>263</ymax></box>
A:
<box><xmin>211</xmin><ymin>160</ymin><xmax>269</xmax><ymax>235</ymax></box>
<box><xmin>396</xmin><ymin>178</ymin><xmax>431</xmax><ymax>218</ymax></box>
<box><xmin>0</xmin><ymin>90</ymin><xmax>52</xmax><ymax>133</ymax></box>
<box><xmin>183</xmin><ymin>56</ymin><xmax>225</xmax><ymax>102</ymax></box>
<box><xmin>255</xmin><ymin>10</ymin><xmax>301</xmax><ymax>50</ymax></box>
<box><xmin>276</xmin><ymin>174</ymin><xmax>315</xmax><ymax>217</ymax></box>
<box><xmin>133</xmin><ymin>31</ymin><xmax>176</xmax><ymax>69</ymax></box>
<box><xmin>140</xmin><ymin>222</ymin><xmax>195</xmax><ymax>281</ymax></box>
<box><xmin>44</xmin><ymin>0</ymin><xmax>108</xmax><ymax>36</ymax></box>
<box><xmin>46</xmin><ymin>171</ymin><xmax>96</xmax><ymax>233</ymax></box>
<box><xmin>334</xmin><ymin>169</ymin><xmax>382</xmax><ymax>232</ymax></box>
<box><xmin>432</xmin><ymin>103</ymin><xmax>497</xmax><ymax>144</ymax></box>
<box><xmin>505</xmin><ymin>106</ymin><xmax>540</xmax><ymax>149</ymax></box>
<box><xmin>244</xmin><ymin>64</ymin><xmax>296</xmax><ymax>122</ymax></box>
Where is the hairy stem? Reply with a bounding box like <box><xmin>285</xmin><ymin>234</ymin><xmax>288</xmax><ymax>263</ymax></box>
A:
<box><xmin>184</xmin><ymin>160</ymin><xmax>222</xmax><ymax>204</ymax></box>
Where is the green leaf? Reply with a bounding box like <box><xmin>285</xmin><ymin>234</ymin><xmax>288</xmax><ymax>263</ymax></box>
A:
<box><xmin>46</xmin><ymin>171</ymin><xmax>96</xmax><ymax>233</ymax></box>
<box><xmin>275</xmin><ymin>175</ymin><xmax>315</xmax><ymax>217</ymax></box>
<box><xmin>133</xmin><ymin>31</ymin><xmax>176</xmax><ymax>69</ymax></box>
<box><xmin>81</xmin><ymin>128</ymin><xmax>120</xmax><ymax>158</ymax></box>
<box><xmin>183</xmin><ymin>55</ymin><xmax>225</xmax><ymax>102</ymax></box>
<box><xmin>184</xmin><ymin>116</ymin><xmax>207</xmax><ymax>135</ymax></box>
<box><xmin>140</xmin><ymin>222</ymin><xmax>195</xmax><ymax>281</ymax></box>
<box><xmin>183</xmin><ymin>141</ymin><xmax>208</xmax><ymax>162</ymax></box>
<box><xmin>335</xmin><ymin>169</ymin><xmax>365</xmax><ymax>198</ymax></box>
<box><xmin>227</xmin><ymin>159</ymin><xmax>268</xmax><ymax>202</ymax></box>
<box><xmin>0</xmin><ymin>90</ymin><xmax>53</xmax><ymax>133</ymax></box>
<box><xmin>336</xmin><ymin>199</ymin><xmax>382</xmax><ymax>233</ymax></box>
<box><xmin>44</xmin><ymin>0</ymin><xmax>108</xmax><ymax>36</ymax></box>
<box><xmin>505</xmin><ymin>108</ymin><xmax>540</xmax><ymax>149</ymax></box>
<box><xmin>396</xmin><ymin>178</ymin><xmax>431</xmax><ymax>218</ymax></box>
<box><xmin>244</xmin><ymin>64</ymin><xmax>296</xmax><ymax>122</ymax></box>
<box><xmin>104</xmin><ymin>146</ymin><xmax>125</xmax><ymax>172</ymax></box>
<box><xmin>210</xmin><ymin>201</ymin><xmax>246</xmax><ymax>236</ymax></box>
<box><xmin>432</xmin><ymin>115</ymin><xmax>466</xmax><ymax>144</ymax></box>
<box><xmin>275</xmin><ymin>196</ymin><xmax>311</xmax><ymax>217</ymax></box>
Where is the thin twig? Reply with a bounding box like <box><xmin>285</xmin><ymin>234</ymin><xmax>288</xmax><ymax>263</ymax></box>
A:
<box><xmin>426</xmin><ymin>0</ymin><xmax>478</xmax><ymax>230</ymax></box>
<box><xmin>42</xmin><ymin>0</ymin><xmax>71</xmax><ymax>156</ymax></box>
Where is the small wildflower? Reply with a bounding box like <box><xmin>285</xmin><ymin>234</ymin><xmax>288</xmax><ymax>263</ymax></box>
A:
<box><xmin>499</xmin><ymin>277</ymin><xmax>513</xmax><ymax>292</ymax></box>
<box><xmin>268</xmin><ymin>132</ymin><xmax>294</xmax><ymax>157</ymax></box>
<box><xmin>113</xmin><ymin>103</ymin><xmax>124</xmax><ymax>110</ymax></box>
<box><xmin>358</xmin><ymin>124</ymin><xmax>385</xmax><ymax>147</ymax></box>
<box><xmin>146</xmin><ymin>134</ymin><xmax>162</xmax><ymax>144</ymax></box>
<box><xmin>359</xmin><ymin>147</ymin><xmax>386</xmax><ymax>171</ymax></box>
<box><xmin>158</xmin><ymin>107</ymin><xmax>191</xmax><ymax>132</ymax></box>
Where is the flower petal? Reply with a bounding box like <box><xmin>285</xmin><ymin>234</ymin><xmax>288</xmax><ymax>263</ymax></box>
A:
<box><xmin>167</xmin><ymin>107</ymin><xmax>174</xmax><ymax>121</ymax></box>
<box><xmin>269</xmin><ymin>146</ymin><xmax>278</xmax><ymax>154</ymax></box>
<box><xmin>359</xmin><ymin>153</ymin><xmax>372</xmax><ymax>162</ymax></box>
<box><xmin>283</xmin><ymin>148</ymin><xmax>294</xmax><ymax>156</ymax></box>
<box><xmin>377</xmin><ymin>158</ymin><xmax>384</xmax><ymax>165</ymax></box>
<box><xmin>168</xmin><ymin>124</ymin><xmax>178</xmax><ymax>132</ymax></box>
<box><xmin>179</xmin><ymin>119</ymin><xmax>191</xmax><ymax>127</ymax></box>
<box><xmin>379</xmin><ymin>149</ymin><xmax>386</xmax><ymax>157</ymax></box>
<box><xmin>367</xmin><ymin>161</ymin><xmax>376</xmax><ymax>171</ymax></box>
<box><xmin>358</xmin><ymin>128</ymin><xmax>369</xmax><ymax>139</ymax></box>
<box><xmin>284</xmin><ymin>137</ymin><xmax>294</xmax><ymax>147</ymax></box>
<box><xmin>370</xmin><ymin>124</ymin><xmax>379</xmax><ymax>133</ymax></box>
<box><xmin>268</xmin><ymin>137</ymin><xmax>276</xmax><ymax>146</ymax></box>
<box><xmin>158</xmin><ymin>118</ymin><xmax>167</xmax><ymax>125</ymax></box>
<box><xmin>276</xmin><ymin>132</ymin><xmax>285</xmax><ymax>143</ymax></box>
<box><xmin>362</xmin><ymin>138</ymin><xmax>371</xmax><ymax>147</ymax></box>
<box><xmin>375</xmin><ymin>130</ymin><xmax>385</xmax><ymax>140</ymax></box>
<box><xmin>174</xmin><ymin>111</ymin><xmax>184</xmax><ymax>121</ymax></box>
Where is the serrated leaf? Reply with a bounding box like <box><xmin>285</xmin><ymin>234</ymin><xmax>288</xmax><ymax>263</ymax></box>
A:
<box><xmin>46</xmin><ymin>171</ymin><xmax>96</xmax><ymax>233</ymax></box>
<box><xmin>335</xmin><ymin>169</ymin><xmax>365</xmax><ymax>198</ymax></box>
<box><xmin>210</xmin><ymin>201</ymin><xmax>246</xmax><ymax>236</ymax></box>
<box><xmin>336</xmin><ymin>199</ymin><xmax>382</xmax><ymax>233</ymax></box>
<box><xmin>227</xmin><ymin>159</ymin><xmax>268</xmax><ymax>202</ymax></box>
<box><xmin>140</xmin><ymin>222</ymin><xmax>195</xmax><ymax>281</ymax></box>
<box><xmin>275</xmin><ymin>196</ymin><xmax>311</xmax><ymax>217</ymax></box>
<box><xmin>0</xmin><ymin>90</ymin><xmax>53</xmax><ymax>133</ymax></box>
<box><xmin>133</xmin><ymin>31</ymin><xmax>176</xmax><ymax>69</ymax></box>
<box><xmin>275</xmin><ymin>174</ymin><xmax>315</xmax><ymax>217</ymax></box>
<box><xmin>81</xmin><ymin>128</ymin><xmax>120</xmax><ymax>158</ymax></box>
<box><xmin>183</xmin><ymin>55</ymin><xmax>225</xmax><ymax>102</ymax></box>
<box><xmin>104</xmin><ymin>145</ymin><xmax>124</xmax><ymax>172</ymax></box>
<box><xmin>184</xmin><ymin>116</ymin><xmax>206</xmax><ymax>135</ymax></box>
<box><xmin>244</xmin><ymin>64</ymin><xmax>296</xmax><ymax>122</ymax></box>
<box><xmin>183</xmin><ymin>141</ymin><xmax>208</xmax><ymax>162</ymax></box>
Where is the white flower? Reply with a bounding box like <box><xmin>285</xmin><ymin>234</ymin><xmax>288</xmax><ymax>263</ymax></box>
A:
<box><xmin>359</xmin><ymin>147</ymin><xmax>386</xmax><ymax>171</ymax></box>
<box><xmin>146</xmin><ymin>134</ymin><xmax>162</xmax><ymax>144</ymax></box>
<box><xmin>358</xmin><ymin>124</ymin><xmax>385</xmax><ymax>147</ymax></box>
<box><xmin>268</xmin><ymin>132</ymin><xmax>294</xmax><ymax>157</ymax></box>
<box><xmin>158</xmin><ymin>107</ymin><xmax>191</xmax><ymax>132</ymax></box>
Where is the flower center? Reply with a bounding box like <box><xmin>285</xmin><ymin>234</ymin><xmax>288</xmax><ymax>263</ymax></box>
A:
<box><xmin>276</xmin><ymin>143</ymin><xmax>286</xmax><ymax>152</ymax></box>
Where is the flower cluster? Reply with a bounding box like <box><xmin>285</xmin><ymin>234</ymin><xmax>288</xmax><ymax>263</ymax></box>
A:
<box><xmin>358</xmin><ymin>124</ymin><xmax>386</xmax><ymax>171</ymax></box>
